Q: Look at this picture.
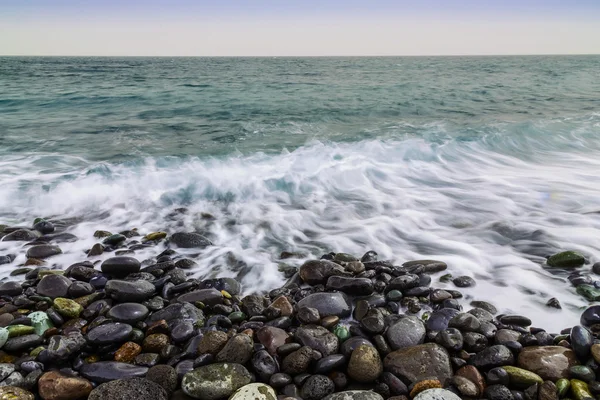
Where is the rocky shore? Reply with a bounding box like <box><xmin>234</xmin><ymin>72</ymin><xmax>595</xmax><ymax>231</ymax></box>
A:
<box><xmin>0</xmin><ymin>220</ymin><xmax>599</xmax><ymax>400</ymax></box>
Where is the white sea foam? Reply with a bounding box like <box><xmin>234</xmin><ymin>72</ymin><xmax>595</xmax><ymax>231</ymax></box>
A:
<box><xmin>1</xmin><ymin>133</ymin><xmax>600</xmax><ymax>332</ymax></box>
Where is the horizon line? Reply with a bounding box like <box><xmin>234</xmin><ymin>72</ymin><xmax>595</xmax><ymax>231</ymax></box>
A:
<box><xmin>1</xmin><ymin>53</ymin><xmax>599</xmax><ymax>58</ymax></box>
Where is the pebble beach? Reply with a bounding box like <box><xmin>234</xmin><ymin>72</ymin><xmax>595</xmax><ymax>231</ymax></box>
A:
<box><xmin>1</xmin><ymin>220</ymin><xmax>600</xmax><ymax>400</ymax></box>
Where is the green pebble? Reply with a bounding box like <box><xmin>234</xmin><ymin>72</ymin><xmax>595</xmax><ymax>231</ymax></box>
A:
<box><xmin>557</xmin><ymin>378</ymin><xmax>571</xmax><ymax>397</ymax></box>
<box><xmin>53</xmin><ymin>297</ymin><xmax>83</xmax><ymax>318</ymax></box>
<box><xmin>333</xmin><ymin>325</ymin><xmax>350</xmax><ymax>342</ymax></box>
<box><xmin>29</xmin><ymin>311</ymin><xmax>53</xmax><ymax>336</ymax></box>
<box><xmin>103</xmin><ymin>233</ymin><xmax>127</xmax><ymax>245</ymax></box>
<box><xmin>30</xmin><ymin>346</ymin><xmax>45</xmax><ymax>357</ymax></box>
<box><xmin>33</xmin><ymin>218</ymin><xmax>45</xmax><ymax>225</ymax></box>
<box><xmin>386</xmin><ymin>290</ymin><xmax>403</xmax><ymax>302</ymax></box>
<box><xmin>439</xmin><ymin>273</ymin><xmax>453</xmax><ymax>282</ymax></box>
<box><xmin>143</xmin><ymin>232</ymin><xmax>167</xmax><ymax>241</ymax></box>
<box><xmin>502</xmin><ymin>366</ymin><xmax>543</xmax><ymax>388</ymax></box>
<box><xmin>93</xmin><ymin>230</ymin><xmax>112</xmax><ymax>238</ymax></box>
<box><xmin>576</xmin><ymin>285</ymin><xmax>600</xmax><ymax>301</ymax></box>
<box><xmin>571</xmin><ymin>379</ymin><xmax>593</xmax><ymax>400</ymax></box>
<box><xmin>7</xmin><ymin>325</ymin><xmax>35</xmax><ymax>338</ymax></box>
<box><xmin>570</xmin><ymin>366</ymin><xmax>595</xmax><ymax>383</ymax></box>
<box><xmin>228</xmin><ymin>312</ymin><xmax>247</xmax><ymax>323</ymax></box>
<box><xmin>421</xmin><ymin>312</ymin><xmax>431</xmax><ymax>322</ymax></box>
<box><xmin>10</xmin><ymin>268</ymin><xmax>32</xmax><ymax>276</ymax></box>
<box><xmin>547</xmin><ymin>251</ymin><xmax>585</xmax><ymax>268</ymax></box>
<box><xmin>130</xmin><ymin>328</ymin><xmax>144</xmax><ymax>343</ymax></box>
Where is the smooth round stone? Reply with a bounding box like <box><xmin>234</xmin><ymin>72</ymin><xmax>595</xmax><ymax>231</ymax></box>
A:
<box><xmin>80</xmin><ymin>362</ymin><xmax>148</xmax><ymax>383</ymax></box>
<box><xmin>385</xmin><ymin>274</ymin><xmax>420</xmax><ymax>292</ymax></box>
<box><xmin>33</xmin><ymin>220</ymin><xmax>55</xmax><ymax>234</ymax></box>
<box><xmin>427</xmin><ymin>308</ymin><xmax>460</xmax><ymax>331</ymax></box>
<box><xmin>436</xmin><ymin>328</ymin><xmax>463</xmax><ymax>351</ymax></box>
<box><xmin>386</xmin><ymin>316</ymin><xmax>425</xmax><ymax>350</ymax></box>
<box><xmin>386</xmin><ymin>290</ymin><xmax>403</xmax><ymax>302</ymax></box>
<box><xmin>0</xmin><ymin>281</ymin><xmax>24</xmax><ymax>296</ymax></box>
<box><xmin>107</xmin><ymin>303</ymin><xmax>149</xmax><ymax>324</ymax></box>
<box><xmin>326</xmin><ymin>276</ymin><xmax>374</xmax><ymax>296</ymax></box>
<box><xmin>68</xmin><ymin>281</ymin><xmax>94</xmax><ymax>298</ymax></box>
<box><xmin>177</xmin><ymin>289</ymin><xmax>223</xmax><ymax>307</ymax></box>
<box><xmin>413</xmin><ymin>388</ymin><xmax>461</xmax><ymax>400</ymax></box>
<box><xmin>170</xmin><ymin>232</ymin><xmax>212</xmax><ymax>249</ymax></box>
<box><xmin>453</xmin><ymin>276</ymin><xmax>476</xmax><ymax>287</ymax></box>
<box><xmin>2</xmin><ymin>229</ymin><xmax>39</xmax><ymax>241</ymax></box>
<box><xmin>101</xmin><ymin>257</ymin><xmax>141</xmax><ymax>277</ymax></box>
<box><xmin>570</xmin><ymin>365</ymin><xmax>595</xmax><ymax>382</ymax></box>
<box><xmin>86</xmin><ymin>322</ymin><xmax>133</xmax><ymax>345</ymax></box>
<box><xmin>571</xmin><ymin>325</ymin><xmax>593</xmax><ymax>361</ymax></box>
<box><xmin>2</xmin><ymin>334</ymin><xmax>43</xmax><ymax>352</ymax></box>
<box><xmin>229</xmin><ymin>383</ymin><xmax>277</xmax><ymax>400</ymax></box>
<box><xmin>487</xmin><ymin>367</ymin><xmax>510</xmax><ymax>386</ymax></box>
<box><xmin>270</xmin><ymin>373</ymin><xmax>292</xmax><ymax>389</ymax></box>
<box><xmin>250</xmin><ymin>350</ymin><xmax>278</xmax><ymax>381</ymax></box>
<box><xmin>315</xmin><ymin>354</ymin><xmax>346</xmax><ymax>374</ymax></box>
<box><xmin>36</xmin><ymin>274</ymin><xmax>72</xmax><ymax>298</ymax></box>
<box><xmin>297</xmin><ymin>292</ymin><xmax>352</xmax><ymax>318</ymax></box>
<box><xmin>449</xmin><ymin>313</ymin><xmax>481</xmax><ymax>332</ymax></box>
<box><xmin>26</xmin><ymin>245</ymin><xmax>62</xmax><ymax>259</ymax></box>
<box><xmin>171</xmin><ymin>321</ymin><xmax>194</xmax><ymax>343</ymax></box>
<box><xmin>581</xmin><ymin>305</ymin><xmax>600</xmax><ymax>327</ymax></box>
<box><xmin>499</xmin><ymin>315</ymin><xmax>532</xmax><ymax>327</ymax></box>
<box><xmin>105</xmin><ymin>280</ymin><xmax>155</xmax><ymax>302</ymax></box>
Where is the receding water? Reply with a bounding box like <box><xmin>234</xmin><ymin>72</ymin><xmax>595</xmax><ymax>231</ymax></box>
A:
<box><xmin>1</xmin><ymin>56</ymin><xmax>600</xmax><ymax>331</ymax></box>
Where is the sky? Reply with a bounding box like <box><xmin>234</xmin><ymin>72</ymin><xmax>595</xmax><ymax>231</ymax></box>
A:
<box><xmin>1</xmin><ymin>0</ymin><xmax>599</xmax><ymax>56</ymax></box>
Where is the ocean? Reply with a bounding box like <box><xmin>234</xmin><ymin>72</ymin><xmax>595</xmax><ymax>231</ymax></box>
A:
<box><xmin>1</xmin><ymin>55</ymin><xmax>600</xmax><ymax>331</ymax></box>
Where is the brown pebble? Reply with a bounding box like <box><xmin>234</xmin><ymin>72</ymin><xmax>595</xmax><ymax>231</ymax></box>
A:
<box><xmin>455</xmin><ymin>365</ymin><xmax>486</xmax><ymax>396</ymax></box>
<box><xmin>37</xmin><ymin>370</ymin><xmax>93</xmax><ymax>400</ymax></box>
<box><xmin>197</xmin><ymin>331</ymin><xmax>228</xmax><ymax>355</ymax></box>
<box><xmin>143</xmin><ymin>333</ymin><xmax>170</xmax><ymax>353</ymax></box>
<box><xmin>270</xmin><ymin>296</ymin><xmax>294</xmax><ymax>317</ymax></box>
<box><xmin>321</xmin><ymin>316</ymin><xmax>340</xmax><ymax>329</ymax></box>
<box><xmin>114</xmin><ymin>342</ymin><xmax>142</xmax><ymax>363</ymax></box>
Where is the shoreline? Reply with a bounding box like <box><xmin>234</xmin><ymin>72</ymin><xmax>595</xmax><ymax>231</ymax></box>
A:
<box><xmin>0</xmin><ymin>223</ymin><xmax>598</xmax><ymax>400</ymax></box>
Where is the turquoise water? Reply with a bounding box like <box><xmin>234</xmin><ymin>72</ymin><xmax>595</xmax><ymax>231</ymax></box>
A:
<box><xmin>1</xmin><ymin>56</ymin><xmax>600</xmax><ymax>330</ymax></box>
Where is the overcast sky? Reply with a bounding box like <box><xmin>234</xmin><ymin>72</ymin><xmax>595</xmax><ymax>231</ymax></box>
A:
<box><xmin>2</xmin><ymin>0</ymin><xmax>599</xmax><ymax>56</ymax></box>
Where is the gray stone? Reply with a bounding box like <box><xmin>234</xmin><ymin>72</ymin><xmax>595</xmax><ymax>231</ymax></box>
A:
<box><xmin>88</xmin><ymin>378</ymin><xmax>167</xmax><ymax>400</ymax></box>
<box><xmin>80</xmin><ymin>362</ymin><xmax>148</xmax><ymax>383</ymax></box>
<box><xmin>383</xmin><ymin>343</ymin><xmax>452</xmax><ymax>385</ymax></box>
<box><xmin>296</xmin><ymin>292</ymin><xmax>352</xmax><ymax>318</ymax></box>
<box><xmin>386</xmin><ymin>316</ymin><xmax>425</xmax><ymax>350</ymax></box>
<box><xmin>324</xmin><ymin>391</ymin><xmax>384</xmax><ymax>400</ymax></box>
<box><xmin>413</xmin><ymin>388</ymin><xmax>462</xmax><ymax>400</ymax></box>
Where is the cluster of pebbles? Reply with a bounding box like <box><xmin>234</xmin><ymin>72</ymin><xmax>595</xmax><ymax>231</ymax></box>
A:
<box><xmin>0</xmin><ymin>220</ymin><xmax>600</xmax><ymax>400</ymax></box>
